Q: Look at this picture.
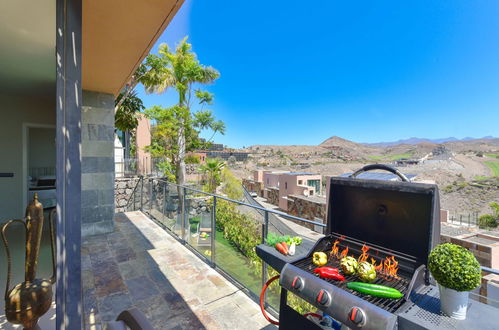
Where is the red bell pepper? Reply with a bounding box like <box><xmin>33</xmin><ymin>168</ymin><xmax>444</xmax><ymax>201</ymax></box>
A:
<box><xmin>314</xmin><ymin>267</ymin><xmax>345</xmax><ymax>281</ymax></box>
<box><xmin>313</xmin><ymin>267</ymin><xmax>339</xmax><ymax>274</ymax></box>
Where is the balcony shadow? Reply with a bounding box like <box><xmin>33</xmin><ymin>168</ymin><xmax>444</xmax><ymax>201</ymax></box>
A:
<box><xmin>82</xmin><ymin>211</ymin><xmax>273</xmax><ymax>329</ymax></box>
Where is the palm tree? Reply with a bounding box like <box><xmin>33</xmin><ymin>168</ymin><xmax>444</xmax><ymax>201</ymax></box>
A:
<box><xmin>141</xmin><ymin>37</ymin><xmax>220</xmax><ymax>187</ymax></box>
<box><xmin>200</xmin><ymin>159</ymin><xmax>225</xmax><ymax>193</ymax></box>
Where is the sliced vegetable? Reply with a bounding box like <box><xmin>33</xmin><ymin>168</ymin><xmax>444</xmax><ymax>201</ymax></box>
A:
<box><xmin>347</xmin><ymin>282</ymin><xmax>403</xmax><ymax>299</ymax></box>
<box><xmin>288</xmin><ymin>242</ymin><xmax>296</xmax><ymax>256</ymax></box>
<box><xmin>312</xmin><ymin>252</ymin><xmax>328</xmax><ymax>266</ymax></box>
<box><xmin>340</xmin><ymin>256</ymin><xmax>358</xmax><ymax>275</ymax></box>
<box><xmin>357</xmin><ymin>261</ymin><xmax>377</xmax><ymax>282</ymax></box>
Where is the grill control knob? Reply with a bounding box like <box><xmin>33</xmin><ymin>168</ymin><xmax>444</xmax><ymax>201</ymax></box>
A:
<box><xmin>349</xmin><ymin>307</ymin><xmax>366</xmax><ymax>327</ymax></box>
<box><xmin>316</xmin><ymin>289</ymin><xmax>330</xmax><ymax>306</ymax></box>
<box><xmin>291</xmin><ymin>276</ymin><xmax>304</xmax><ymax>291</ymax></box>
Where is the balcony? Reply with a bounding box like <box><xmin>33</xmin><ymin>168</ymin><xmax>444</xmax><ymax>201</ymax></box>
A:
<box><xmin>82</xmin><ymin>211</ymin><xmax>274</xmax><ymax>329</ymax></box>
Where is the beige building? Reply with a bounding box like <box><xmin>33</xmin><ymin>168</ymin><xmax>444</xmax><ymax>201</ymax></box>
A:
<box><xmin>254</xmin><ymin>170</ymin><xmax>322</xmax><ymax>211</ymax></box>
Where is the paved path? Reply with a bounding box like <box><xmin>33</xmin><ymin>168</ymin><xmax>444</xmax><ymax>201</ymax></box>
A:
<box><xmin>82</xmin><ymin>211</ymin><xmax>276</xmax><ymax>330</ymax></box>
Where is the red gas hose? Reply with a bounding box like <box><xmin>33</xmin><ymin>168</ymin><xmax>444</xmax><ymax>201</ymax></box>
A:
<box><xmin>260</xmin><ymin>275</ymin><xmax>280</xmax><ymax>325</ymax></box>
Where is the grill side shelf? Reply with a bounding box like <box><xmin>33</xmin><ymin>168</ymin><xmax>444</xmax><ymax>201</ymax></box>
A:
<box><xmin>255</xmin><ymin>244</ymin><xmax>306</xmax><ymax>273</ymax></box>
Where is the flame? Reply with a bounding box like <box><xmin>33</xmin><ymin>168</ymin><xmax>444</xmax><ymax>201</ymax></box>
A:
<box><xmin>380</xmin><ymin>255</ymin><xmax>400</xmax><ymax>279</ymax></box>
<box><xmin>339</xmin><ymin>246</ymin><xmax>349</xmax><ymax>258</ymax></box>
<box><xmin>358</xmin><ymin>244</ymin><xmax>370</xmax><ymax>263</ymax></box>
<box><xmin>330</xmin><ymin>240</ymin><xmax>340</xmax><ymax>258</ymax></box>
<box><xmin>330</xmin><ymin>239</ymin><xmax>401</xmax><ymax>279</ymax></box>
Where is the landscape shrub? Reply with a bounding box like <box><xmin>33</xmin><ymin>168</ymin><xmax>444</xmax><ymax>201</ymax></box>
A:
<box><xmin>185</xmin><ymin>154</ymin><xmax>201</xmax><ymax>164</ymax></box>
<box><xmin>214</xmin><ymin>199</ymin><xmax>315</xmax><ymax>313</ymax></box>
<box><xmin>221</xmin><ymin>168</ymin><xmax>243</xmax><ymax>200</ymax></box>
<box><xmin>478</xmin><ymin>202</ymin><xmax>499</xmax><ymax>229</ymax></box>
<box><xmin>478</xmin><ymin>214</ymin><xmax>497</xmax><ymax>229</ymax></box>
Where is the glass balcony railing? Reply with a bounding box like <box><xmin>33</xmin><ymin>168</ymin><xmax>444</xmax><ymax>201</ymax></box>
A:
<box><xmin>126</xmin><ymin>176</ymin><xmax>499</xmax><ymax>318</ymax></box>
<box><xmin>126</xmin><ymin>176</ymin><xmax>326</xmax><ymax>314</ymax></box>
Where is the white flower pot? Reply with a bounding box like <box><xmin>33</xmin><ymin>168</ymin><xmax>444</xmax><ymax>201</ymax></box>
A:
<box><xmin>438</xmin><ymin>284</ymin><xmax>469</xmax><ymax>320</ymax></box>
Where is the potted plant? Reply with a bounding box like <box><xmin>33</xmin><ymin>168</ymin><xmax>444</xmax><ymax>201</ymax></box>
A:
<box><xmin>428</xmin><ymin>243</ymin><xmax>481</xmax><ymax>320</ymax></box>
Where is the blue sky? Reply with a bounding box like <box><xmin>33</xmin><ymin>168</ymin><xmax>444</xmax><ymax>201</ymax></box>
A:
<box><xmin>136</xmin><ymin>1</ymin><xmax>499</xmax><ymax>148</ymax></box>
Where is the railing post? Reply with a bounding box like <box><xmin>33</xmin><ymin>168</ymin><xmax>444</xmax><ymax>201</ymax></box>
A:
<box><xmin>149</xmin><ymin>179</ymin><xmax>153</xmax><ymax>213</ymax></box>
<box><xmin>140</xmin><ymin>176</ymin><xmax>144</xmax><ymax>211</ymax></box>
<box><xmin>181</xmin><ymin>186</ymin><xmax>186</xmax><ymax>241</ymax></box>
<box><xmin>211</xmin><ymin>196</ymin><xmax>217</xmax><ymax>267</ymax></box>
<box><xmin>162</xmin><ymin>183</ymin><xmax>167</xmax><ymax>221</ymax></box>
<box><xmin>261</xmin><ymin>210</ymin><xmax>269</xmax><ymax>303</ymax></box>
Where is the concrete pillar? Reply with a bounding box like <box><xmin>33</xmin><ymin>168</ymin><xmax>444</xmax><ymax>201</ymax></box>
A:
<box><xmin>81</xmin><ymin>90</ymin><xmax>115</xmax><ymax>236</ymax></box>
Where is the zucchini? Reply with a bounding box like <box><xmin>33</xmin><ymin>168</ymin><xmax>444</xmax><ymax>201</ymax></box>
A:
<box><xmin>347</xmin><ymin>282</ymin><xmax>403</xmax><ymax>299</ymax></box>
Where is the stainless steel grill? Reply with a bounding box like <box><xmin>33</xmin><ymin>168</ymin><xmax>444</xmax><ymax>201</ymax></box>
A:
<box><xmin>257</xmin><ymin>164</ymin><xmax>442</xmax><ymax>329</ymax></box>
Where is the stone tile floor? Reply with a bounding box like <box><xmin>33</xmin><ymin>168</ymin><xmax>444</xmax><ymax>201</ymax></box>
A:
<box><xmin>83</xmin><ymin>211</ymin><xmax>276</xmax><ymax>330</ymax></box>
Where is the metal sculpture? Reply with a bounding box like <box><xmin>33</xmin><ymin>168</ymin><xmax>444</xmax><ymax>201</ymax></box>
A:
<box><xmin>1</xmin><ymin>194</ymin><xmax>56</xmax><ymax>330</ymax></box>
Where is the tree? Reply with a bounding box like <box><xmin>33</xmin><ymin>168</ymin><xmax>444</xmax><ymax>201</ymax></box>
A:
<box><xmin>221</xmin><ymin>167</ymin><xmax>243</xmax><ymax>200</ymax></box>
<box><xmin>200</xmin><ymin>158</ymin><xmax>225</xmax><ymax>193</ymax></box>
<box><xmin>115</xmin><ymin>90</ymin><xmax>145</xmax><ymax>132</ymax></box>
<box><xmin>141</xmin><ymin>37</ymin><xmax>223</xmax><ymax>187</ymax></box>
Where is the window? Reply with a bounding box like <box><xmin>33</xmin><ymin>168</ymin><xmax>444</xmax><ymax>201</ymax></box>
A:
<box><xmin>285</xmin><ymin>182</ymin><xmax>288</xmax><ymax>190</ymax></box>
<box><xmin>310</xmin><ymin>190</ymin><xmax>314</xmax><ymax>196</ymax></box>
<box><xmin>298</xmin><ymin>180</ymin><xmax>303</xmax><ymax>185</ymax></box>
<box><xmin>307</xmin><ymin>179</ymin><xmax>321</xmax><ymax>194</ymax></box>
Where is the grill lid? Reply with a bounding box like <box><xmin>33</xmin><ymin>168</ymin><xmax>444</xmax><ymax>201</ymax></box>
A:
<box><xmin>326</xmin><ymin>166</ymin><xmax>440</xmax><ymax>266</ymax></box>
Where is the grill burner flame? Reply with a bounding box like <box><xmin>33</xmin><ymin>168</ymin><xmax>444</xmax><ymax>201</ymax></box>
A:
<box><xmin>330</xmin><ymin>240</ymin><xmax>400</xmax><ymax>279</ymax></box>
<box><xmin>339</xmin><ymin>246</ymin><xmax>349</xmax><ymax>259</ymax></box>
<box><xmin>330</xmin><ymin>239</ymin><xmax>340</xmax><ymax>258</ymax></box>
<box><xmin>358</xmin><ymin>244</ymin><xmax>370</xmax><ymax>263</ymax></box>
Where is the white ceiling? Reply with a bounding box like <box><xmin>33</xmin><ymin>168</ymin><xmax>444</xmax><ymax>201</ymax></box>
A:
<box><xmin>0</xmin><ymin>0</ymin><xmax>56</xmax><ymax>95</ymax></box>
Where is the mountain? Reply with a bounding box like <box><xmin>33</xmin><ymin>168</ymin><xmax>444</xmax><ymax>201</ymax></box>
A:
<box><xmin>366</xmin><ymin>136</ymin><xmax>496</xmax><ymax>147</ymax></box>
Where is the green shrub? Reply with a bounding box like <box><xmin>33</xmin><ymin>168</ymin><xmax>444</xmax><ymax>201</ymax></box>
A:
<box><xmin>189</xmin><ymin>216</ymin><xmax>201</xmax><ymax>224</ymax></box>
<box><xmin>186</xmin><ymin>154</ymin><xmax>201</xmax><ymax>164</ymax></box>
<box><xmin>428</xmin><ymin>243</ymin><xmax>481</xmax><ymax>292</ymax></box>
<box><xmin>221</xmin><ymin>168</ymin><xmax>243</xmax><ymax>200</ymax></box>
<box><xmin>214</xmin><ymin>199</ymin><xmax>314</xmax><ymax>313</ymax></box>
<box><xmin>478</xmin><ymin>214</ymin><xmax>497</xmax><ymax>229</ymax></box>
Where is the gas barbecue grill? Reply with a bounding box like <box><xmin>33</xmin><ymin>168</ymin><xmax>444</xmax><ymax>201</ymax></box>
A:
<box><xmin>256</xmin><ymin>165</ymin><xmax>498</xmax><ymax>330</ymax></box>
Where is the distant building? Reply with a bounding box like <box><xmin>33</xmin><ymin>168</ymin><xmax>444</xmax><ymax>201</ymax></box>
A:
<box><xmin>254</xmin><ymin>170</ymin><xmax>322</xmax><ymax>211</ymax></box>
<box><xmin>206</xmin><ymin>151</ymin><xmax>250</xmax><ymax>162</ymax></box>
<box><xmin>208</xmin><ymin>143</ymin><xmax>224</xmax><ymax>151</ymax></box>
<box><xmin>115</xmin><ymin>114</ymin><xmax>151</xmax><ymax>177</ymax></box>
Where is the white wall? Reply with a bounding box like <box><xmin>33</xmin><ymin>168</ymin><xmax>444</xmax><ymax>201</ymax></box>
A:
<box><xmin>0</xmin><ymin>93</ymin><xmax>55</xmax><ymax>221</ymax></box>
<box><xmin>29</xmin><ymin>127</ymin><xmax>56</xmax><ymax>174</ymax></box>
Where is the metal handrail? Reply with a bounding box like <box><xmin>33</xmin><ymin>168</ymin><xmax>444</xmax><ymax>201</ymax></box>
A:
<box><xmin>481</xmin><ymin>266</ymin><xmax>499</xmax><ymax>275</ymax></box>
<box><xmin>154</xmin><ymin>178</ymin><xmax>326</xmax><ymax>227</ymax></box>
<box><xmin>129</xmin><ymin>177</ymin><xmax>499</xmax><ymax>315</ymax></box>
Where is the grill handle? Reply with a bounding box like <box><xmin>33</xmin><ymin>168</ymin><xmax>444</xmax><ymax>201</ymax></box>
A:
<box><xmin>350</xmin><ymin>164</ymin><xmax>411</xmax><ymax>182</ymax></box>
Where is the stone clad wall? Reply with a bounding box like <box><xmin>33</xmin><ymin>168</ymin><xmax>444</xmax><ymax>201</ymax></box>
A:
<box><xmin>266</xmin><ymin>187</ymin><xmax>279</xmax><ymax>206</ymax></box>
<box><xmin>81</xmin><ymin>90</ymin><xmax>115</xmax><ymax>237</ymax></box>
<box><xmin>115</xmin><ymin>177</ymin><xmax>141</xmax><ymax>213</ymax></box>
<box><xmin>287</xmin><ymin>195</ymin><xmax>326</xmax><ymax>230</ymax></box>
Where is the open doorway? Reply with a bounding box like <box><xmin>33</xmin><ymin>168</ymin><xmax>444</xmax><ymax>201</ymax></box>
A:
<box><xmin>23</xmin><ymin>124</ymin><xmax>56</xmax><ymax>211</ymax></box>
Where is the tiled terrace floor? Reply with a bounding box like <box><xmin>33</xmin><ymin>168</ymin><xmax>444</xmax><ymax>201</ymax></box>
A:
<box><xmin>82</xmin><ymin>211</ymin><xmax>275</xmax><ymax>330</ymax></box>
